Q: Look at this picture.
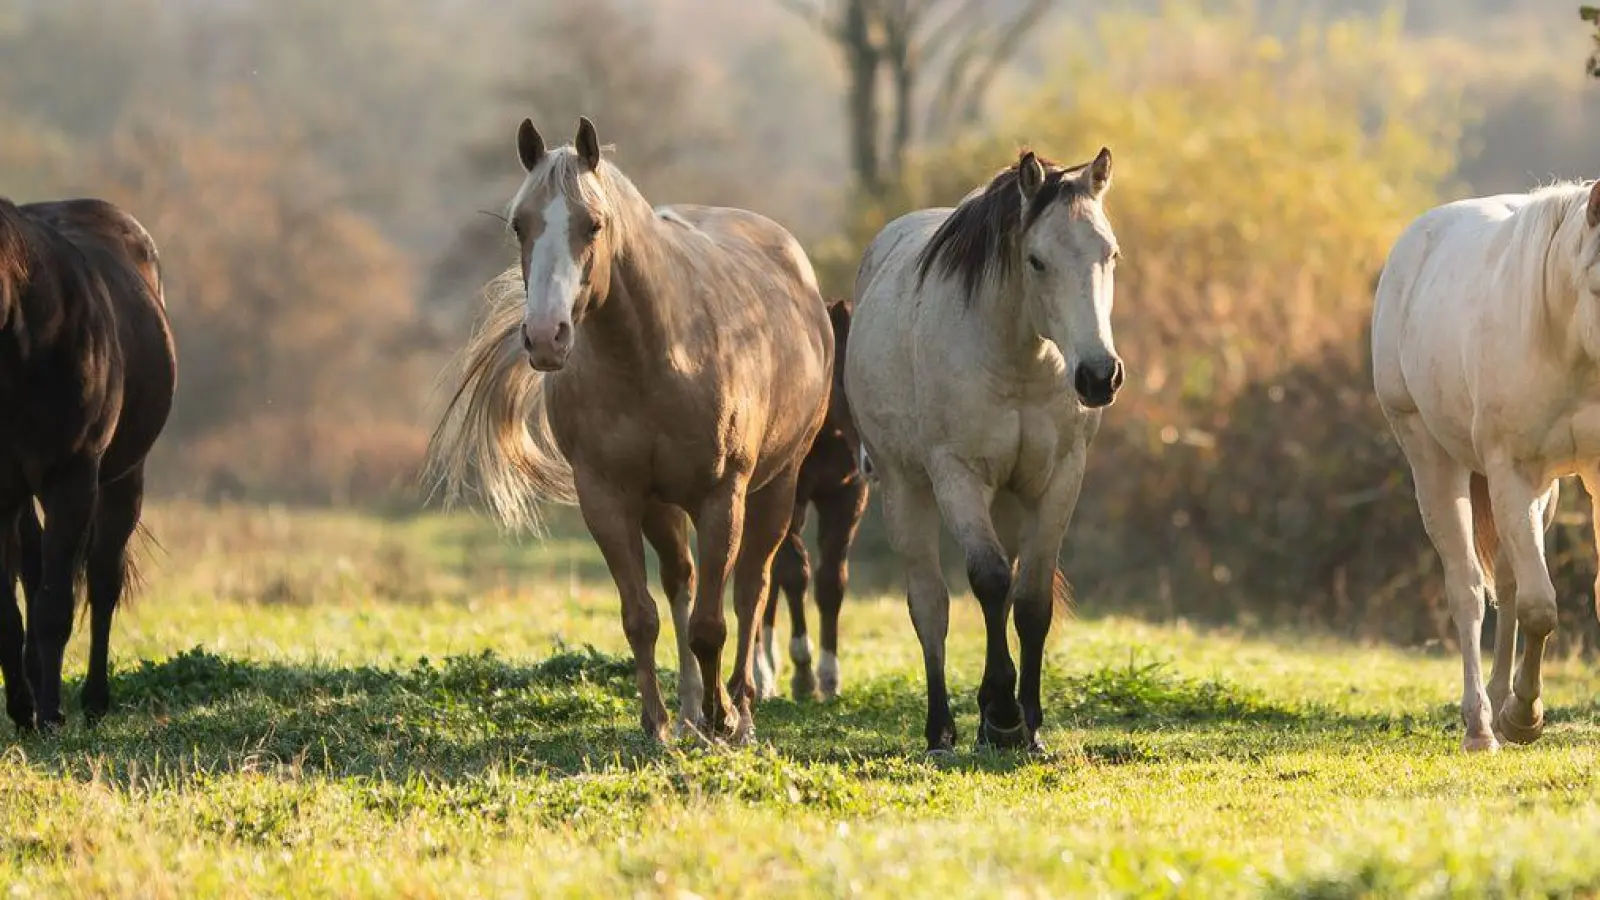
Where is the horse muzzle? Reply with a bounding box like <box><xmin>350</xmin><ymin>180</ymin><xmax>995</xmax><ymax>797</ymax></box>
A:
<box><xmin>1073</xmin><ymin>357</ymin><xmax>1124</xmax><ymax>409</ymax></box>
<box><xmin>523</xmin><ymin>320</ymin><xmax>572</xmax><ymax>371</ymax></box>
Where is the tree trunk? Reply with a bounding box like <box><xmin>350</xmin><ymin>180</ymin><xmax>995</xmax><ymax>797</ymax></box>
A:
<box><xmin>842</xmin><ymin>0</ymin><xmax>883</xmax><ymax>196</ymax></box>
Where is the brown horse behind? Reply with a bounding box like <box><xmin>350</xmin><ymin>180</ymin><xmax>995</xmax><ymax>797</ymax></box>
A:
<box><xmin>425</xmin><ymin>118</ymin><xmax>833</xmax><ymax>744</ymax></box>
<box><xmin>1</xmin><ymin>197</ymin><xmax>176</xmax><ymax>732</ymax></box>
<box><xmin>754</xmin><ymin>299</ymin><xmax>869</xmax><ymax>703</ymax></box>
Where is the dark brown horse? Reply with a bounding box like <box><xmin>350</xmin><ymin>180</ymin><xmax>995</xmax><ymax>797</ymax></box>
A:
<box><xmin>753</xmin><ymin>299</ymin><xmax>869</xmax><ymax>703</ymax></box>
<box><xmin>426</xmin><ymin>118</ymin><xmax>832</xmax><ymax>744</ymax></box>
<box><xmin>0</xmin><ymin>197</ymin><xmax>176</xmax><ymax>731</ymax></box>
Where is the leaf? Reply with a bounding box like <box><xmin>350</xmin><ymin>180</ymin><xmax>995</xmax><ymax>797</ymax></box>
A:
<box><xmin>1583</xmin><ymin>5</ymin><xmax>1600</xmax><ymax>23</ymax></box>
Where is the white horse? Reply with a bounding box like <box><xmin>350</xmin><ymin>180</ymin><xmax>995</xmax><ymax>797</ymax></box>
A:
<box><xmin>845</xmin><ymin>147</ymin><xmax>1121</xmax><ymax>754</ymax></box>
<box><xmin>1373</xmin><ymin>179</ymin><xmax>1600</xmax><ymax>753</ymax></box>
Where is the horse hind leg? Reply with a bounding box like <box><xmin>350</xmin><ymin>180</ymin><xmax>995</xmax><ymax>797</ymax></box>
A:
<box><xmin>1395</xmin><ymin>425</ymin><xmax>1498</xmax><ymax>752</ymax></box>
<box><xmin>879</xmin><ymin>470</ymin><xmax>954</xmax><ymax>754</ymax></box>
<box><xmin>813</xmin><ymin>478</ymin><xmax>868</xmax><ymax>702</ymax></box>
<box><xmin>81</xmin><ymin>468</ymin><xmax>145</xmax><ymax>726</ymax></box>
<box><xmin>723</xmin><ymin>468</ymin><xmax>804</xmax><ymax>744</ymax></box>
<box><xmin>762</xmin><ymin>522</ymin><xmax>814</xmax><ymax>702</ymax></box>
<box><xmin>26</xmin><ymin>461</ymin><xmax>98</xmax><ymax>730</ymax></box>
<box><xmin>642</xmin><ymin>500</ymin><xmax>703</xmax><ymax>740</ymax></box>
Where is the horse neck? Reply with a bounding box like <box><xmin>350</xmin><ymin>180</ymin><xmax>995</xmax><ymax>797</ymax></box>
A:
<box><xmin>1535</xmin><ymin>206</ymin><xmax>1600</xmax><ymax>364</ymax></box>
<box><xmin>967</xmin><ymin>268</ymin><xmax>1049</xmax><ymax>374</ymax></box>
<box><xmin>575</xmin><ymin>190</ymin><xmax>683</xmax><ymax>376</ymax></box>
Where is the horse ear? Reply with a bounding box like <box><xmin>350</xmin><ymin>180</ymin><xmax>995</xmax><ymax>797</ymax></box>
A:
<box><xmin>1017</xmin><ymin>151</ymin><xmax>1045</xmax><ymax>201</ymax></box>
<box><xmin>1588</xmin><ymin>180</ymin><xmax>1600</xmax><ymax>229</ymax></box>
<box><xmin>1087</xmin><ymin>147</ymin><xmax>1112</xmax><ymax>197</ymax></box>
<box><xmin>517</xmin><ymin>119</ymin><xmax>545</xmax><ymax>172</ymax></box>
<box><xmin>575</xmin><ymin>116</ymin><xmax>602</xmax><ymax>171</ymax></box>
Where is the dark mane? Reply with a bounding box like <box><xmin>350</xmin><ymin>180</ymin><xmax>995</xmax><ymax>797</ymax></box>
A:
<box><xmin>914</xmin><ymin>154</ymin><xmax>1090</xmax><ymax>298</ymax></box>
<box><xmin>0</xmin><ymin>199</ymin><xmax>31</xmax><ymax>325</ymax></box>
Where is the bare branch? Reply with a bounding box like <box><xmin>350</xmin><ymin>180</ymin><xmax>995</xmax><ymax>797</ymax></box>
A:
<box><xmin>915</xmin><ymin>0</ymin><xmax>987</xmax><ymax>59</ymax></box>
<box><xmin>773</xmin><ymin>0</ymin><xmax>834</xmax><ymax>35</ymax></box>
<box><xmin>948</xmin><ymin>0</ymin><xmax>1053</xmax><ymax>126</ymax></box>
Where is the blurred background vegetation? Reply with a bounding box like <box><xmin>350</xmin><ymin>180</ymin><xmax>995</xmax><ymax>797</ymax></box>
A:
<box><xmin>3</xmin><ymin>0</ymin><xmax>1597</xmax><ymax>649</ymax></box>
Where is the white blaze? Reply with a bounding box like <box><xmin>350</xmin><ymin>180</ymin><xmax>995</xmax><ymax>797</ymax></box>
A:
<box><xmin>524</xmin><ymin>194</ymin><xmax>583</xmax><ymax>328</ymax></box>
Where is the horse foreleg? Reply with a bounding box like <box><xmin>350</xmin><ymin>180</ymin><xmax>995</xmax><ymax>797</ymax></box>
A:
<box><xmin>82</xmin><ymin>468</ymin><xmax>144</xmax><ymax>726</ymax></box>
<box><xmin>576</xmin><ymin>473</ymin><xmax>668</xmax><ymax>743</ymax></box>
<box><xmin>642</xmin><ymin>500</ymin><xmax>702</xmax><ymax>740</ymax></box>
<box><xmin>726</xmin><ymin>469</ymin><xmax>801</xmax><ymax>744</ymax></box>
<box><xmin>929</xmin><ymin>456</ymin><xmax>1025</xmax><ymax>750</ymax></box>
<box><xmin>688</xmin><ymin>477</ymin><xmax>747</xmax><ymax>740</ymax></box>
<box><xmin>27</xmin><ymin>462</ymin><xmax>98</xmax><ymax>730</ymax></box>
<box><xmin>880</xmin><ymin>470</ymin><xmax>953</xmax><ymax>754</ymax></box>
<box><xmin>1486</xmin><ymin>481</ymin><xmax>1558</xmax><ymax>723</ymax></box>
<box><xmin>1486</xmin><ymin>464</ymin><xmax>1559</xmax><ymax>746</ymax></box>
<box><xmin>1013</xmin><ymin>445</ymin><xmax>1089</xmax><ymax>755</ymax></box>
<box><xmin>813</xmin><ymin>478</ymin><xmax>868</xmax><ymax>702</ymax></box>
<box><xmin>0</xmin><ymin>504</ymin><xmax>35</xmax><ymax>731</ymax></box>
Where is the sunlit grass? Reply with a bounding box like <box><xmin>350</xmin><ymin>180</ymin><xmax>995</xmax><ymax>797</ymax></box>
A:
<box><xmin>2</xmin><ymin>501</ymin><xmax>1598</xmax><ymax>898</ymax></box>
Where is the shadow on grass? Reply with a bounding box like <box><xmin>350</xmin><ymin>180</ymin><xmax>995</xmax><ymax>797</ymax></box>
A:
<box><xmin>6</xmin><ymin>644</ymin><xmax>1550</xmax><ymax>791</ymax></box>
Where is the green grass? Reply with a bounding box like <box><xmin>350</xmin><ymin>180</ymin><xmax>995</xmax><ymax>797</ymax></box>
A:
<box><xmin>4</xmin><ymin>501</ymin><xmax>1600</xmax><ymax>898</ymax></box>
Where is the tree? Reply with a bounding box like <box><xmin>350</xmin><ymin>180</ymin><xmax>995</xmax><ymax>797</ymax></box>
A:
<box><xmin>1585</xmin><ymin>5</ymin><xmax>1600</xmax><ymax>77</ymax></box>
<box><xmin>776</xmin><ymin>0</ymin><xmax>1054</xmax><ymax>197</ymax></box>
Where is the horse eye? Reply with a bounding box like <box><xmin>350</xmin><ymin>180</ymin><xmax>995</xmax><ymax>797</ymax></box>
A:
<box><xmin>1027</xmin><ymin>254</ymin><xmax>1045</xmax><ymax>273</ymax></box>
<box><xmin>589</xmin><ymin>220</ymin><xmax>604</xmax><ymax>238</ymax></box>
<box><xmin>510</xmin><ymin>221</ymin><xmax>522</xmax><ymax>238</ymax></box>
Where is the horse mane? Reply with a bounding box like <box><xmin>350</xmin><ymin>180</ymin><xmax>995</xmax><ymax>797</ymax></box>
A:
<box><xmin>1500</xmin><ymin>180</ymin><xmax>1599</xmax><ymax>299</ymax></box>
<box><xmin>0</xmin><ymin>199</ymin><xmax>30</xmax><ymax>326</ymax></box>
<box><xmin>914</xmin><ymin>152</ymin><xmax>1090</xmax><ymax>297</ymax></box>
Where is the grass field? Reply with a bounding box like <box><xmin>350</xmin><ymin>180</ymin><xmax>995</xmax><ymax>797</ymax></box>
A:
<box><xmin>3</xmin><ymin>501</ymin><xmax>1600</xmax><ymax>898</ymax></box>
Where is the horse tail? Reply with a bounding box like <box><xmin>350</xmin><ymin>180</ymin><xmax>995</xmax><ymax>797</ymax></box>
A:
<box><xmin>423</xmin><ymin>266</ymin><xmax>576</xmax><ymax>533</ymax></box>
<box><xmin>1469</xmin><ymin>472</ymin><xmax>1499</xmax><ymax>588</ymax></box>
<box><xmin>1052</xmin><ymin>567</ymin><xmax>1075</xmax><ymax>618</ymax></box>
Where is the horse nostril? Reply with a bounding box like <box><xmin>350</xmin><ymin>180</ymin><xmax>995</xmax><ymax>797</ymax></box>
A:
<box><xmin>1109</xmin><ymin>360</ymin><xmax>1125</xmax><ymax>392</ymax></box>
<box><xmin>521</xmin><ymin>326</ymin><xmax>534</xmax><ymax>354</ymax></box>
<box><xmin>1074</xmin><ymin>365</ymin><xmax>1092</xmax><ymax>399</ymax></box>
<box><xmin>553</xmin><ymin>321</ymin><xmax>573</xmax><ymax>349</ymax></box>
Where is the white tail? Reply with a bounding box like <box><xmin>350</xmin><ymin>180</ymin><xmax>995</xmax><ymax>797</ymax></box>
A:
<box><xmin>422</xmin><ymin>267</ymin><xmax>576</xmax><ymax>532</ymax></box>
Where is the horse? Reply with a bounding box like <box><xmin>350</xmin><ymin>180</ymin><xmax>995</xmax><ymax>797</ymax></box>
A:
<box><xmin>753</xmin><ymin>298</ymin><xmax>869</xmax><ymax>703</ymax></box>
<box><xmin>1372</xmin><ymin>179</ymin><xmax>1600</xmax><ymax>753</ymax></box>
<box><xmin>844</xmin><ymin>147</ymin><xmax>1121</xmax><ymax>754</ymax></box>
<box><xmin>425</xmin><ymin>117</ymin><xmax>833</xmax><ymax>745</ymax></box>
<box><xmin>0</xmin><ymin>196</ymin><xmax>176</xmax><ymax>732</ymax></box>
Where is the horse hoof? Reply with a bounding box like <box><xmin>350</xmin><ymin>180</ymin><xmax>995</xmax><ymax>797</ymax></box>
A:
<box><xmin>1496</xmin><ymin>699</ymin><xmax>1545</xmax><ymax>746</ymax></box>
<box><xmin>926</xmin><ymin>745</ymin><xmax>956</xmax><ymax>761</ymax></box>
<box><xmin>675</xmin><ymin>716</ymin><xmax>713</xmax><ymax>748</ymax></box>
<box><xmin>1462</xmin><ymin>733</ymin><xmax>1500</xmax><ymax>754</ymax></box>
<box><xmin>818</xmin><ymin>652</ymin><xmax>841</xmax><ymax>702</ymax></box>
<box><xmin>976</xmin><ymin>711</ymin><xmax>1030</xmax><ymax>751</ymax></box>
<box><xmin>790</xmin><ymin>666</ymin><xmax>818</xmax><ymax>703</ymax></box>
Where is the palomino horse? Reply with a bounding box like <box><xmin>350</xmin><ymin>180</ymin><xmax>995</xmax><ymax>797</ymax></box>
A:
<box><xmin>0</xmin><ymin>197</ymin><xmax>176</xmax><ymax>731</ymax></box>
<box><xmin>426</xmin><ymin>118</ymin><xmax>833</xmax><ymax>744</ymax></box>
<box><xmin>1373</xmin><ymin>179</ymin><xmax>1600</xmax><ymax>753</ymax></box>
<box><xmin>845</xmin><ymin>148</ymin><xmax>1121</xmax><ymax>754</ymax></box>
<box><xmin>754</xmin><ymin>298</ymin><xmax>869</xmax><ymax>703</ymax></box>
